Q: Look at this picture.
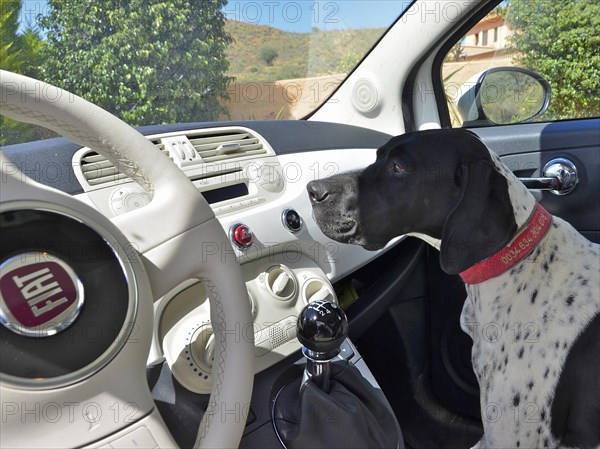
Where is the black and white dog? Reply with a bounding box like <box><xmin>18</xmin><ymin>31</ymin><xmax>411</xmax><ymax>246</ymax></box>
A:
<box><xmin>307</xmin><ymin>129</ymin><xmax>599</xmax><ymax>449</ymax></box>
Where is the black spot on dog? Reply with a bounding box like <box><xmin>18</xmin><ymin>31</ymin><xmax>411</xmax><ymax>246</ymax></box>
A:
<box><xmin>554</xmin><ymin>341</ymin><xmax>560</xmax><ymax>349</ymax></box>
<box><xmin>501</xmin><ymin>344</ymin><xmax>505</xmax><ymax>352</ymax></box>
<box><xmin>544</xmin><ymin>367</ymin><xmax>550</xmax><ymax>379</ymax></box>
<box><xmin>507</xmin><ymin>305</ymin><xmax>512</xmax><ymax>314</ymax></box>
<box><xmin>528</xmin><ymin>380</ymin><xmax>534</xmax><ymax>390</ymax></box>
<box><xmin>513</xmin><ymin>393</ymin><xmax>520</xmax><ymax>407</ymax></box>
<box><xmin>541</xmin><ymin>409</ymin><xmax>546</xmax><ymax>420</ymax></box>
<box><xmin>531</xmin><ymin>289</ymin><xmax>538</xmax><ymax>304</ymax></box>
<box><xmin>543</xmin><ymin>262</ymin><xmax>549</xmax><ymax>272</ymax></box>
<box><xmin>566</xmin><ymin>295</ymin><xmax>575</xmax><ymax>306</ymax></box>
<box><xmin>516</xmin><ymin>441</ymin><xmax>520</xmax><ymax>447</ymax></box>
<box><xmin>581</xmin><ymin>278</ymin><xmax>588</xmax><ymax>286</ymax></box>
<box><xmin>518</xmin><ymin>347</ymin><xmax>524</xmax><ymax>358</ymax></box>
<box><xmin>537</xmin><ymin>426</ymin><xmax>542</xmax><ymax>435</ymax></box>
<box><xmin>549</xmin><ymin>252</ymin><xmax>555</xmax><ymax>263</ymax></box>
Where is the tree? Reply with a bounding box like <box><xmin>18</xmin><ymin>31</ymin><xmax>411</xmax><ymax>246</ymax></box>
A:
<box><xmin>1</xmin><ymin>0</ymin><xmax>49</xmax><ymax>144</ymax></box>
<box><xmin>508</xmin><ymin>0</ymin><xmax>600</xmax><ymax>119</ymax></box>
<box><xmin>259</xmin><ymin>47</ymin><xmax>278</xmax><ymax>66</ymax></box>
<box><xmin>18</xmin><ymin>28</ymin><xmax>45</xmax><ymax>79</ymax></box>
<box><xmin>0</xmin><ymin>0</ymin><xmax>22</xmax><ymax>73</ymax></box>
<box><xmin>39</xmin><ymin>0</ymin><xmax>232</xmax><ymax>125</ymax></box>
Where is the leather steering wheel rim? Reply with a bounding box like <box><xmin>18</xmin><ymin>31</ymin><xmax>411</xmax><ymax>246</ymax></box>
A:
<box><xmin>0</xmin><ymin>70</ymin><xmax>254</xmax><ymax>448</ymax></box>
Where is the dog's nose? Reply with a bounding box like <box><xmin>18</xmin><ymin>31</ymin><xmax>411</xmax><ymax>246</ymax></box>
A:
<box><xmin>307</xmin><ymin>181</ymin><xmax>330</xmax><ymax>204</ymax></box>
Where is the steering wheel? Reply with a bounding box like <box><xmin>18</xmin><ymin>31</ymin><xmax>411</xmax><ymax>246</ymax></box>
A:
<box><xmin>0</xmin><ymin>70</ymin><xmax>254</xmax><ymax>448</ymax></box>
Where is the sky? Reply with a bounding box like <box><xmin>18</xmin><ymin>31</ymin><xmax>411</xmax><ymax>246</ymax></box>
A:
<box><xmin>19</xmin><ymin>0</ymin><xmax>408</xmax><ymax>33</ymax></box>
<box><xmin>223</xmin><ymin>1</ymin><xmax>409</xmax><ymax>32</ymax></box>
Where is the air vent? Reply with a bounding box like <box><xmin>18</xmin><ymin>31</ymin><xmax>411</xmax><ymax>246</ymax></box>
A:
<box><xmin>189</xmin><ymin>130</ymin><xmax>266</xmax><ymax>163</ymax></box>
<box><xmin>75</xmin><ymin>127</ymin><xmax>273</xmax><ymax>190</ymax></box>
<box><xmin>80</xmin><ymin>139</ymin><xmax>170</xmax><ymax>187</ymax></box>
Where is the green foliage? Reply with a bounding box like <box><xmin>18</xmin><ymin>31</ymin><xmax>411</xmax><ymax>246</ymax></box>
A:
<box><xmin>337</xmin><ymin>53</ymin><xmax>362</xmax><ymax>73</ymax></box>
<box><xmin>0</xmin><ymin>1</ymin><xmax>51</xmax><ymax>145</ymax></box>
<box><xmin>18</xmin><ymin>28</ymin><xmax>45</xmax><ymax>78</ymax></box>
<box><xmin>259</xmin><ymin>47</ymin><xmax>278</xmax><ymax>66</ymax></box>
<box><xmin>508</xmin><ymin>0</ymin><xmax>600</xmax><ymax>119</ymax></box>
<box><xmin>0</xmin><ymin>0</ymin><xmax>22</xmax><ymax>72</ymax></box>
<box><xmin>39</xmin><ymin>0</ymin><xmax>232</xmax><ymax>126</ymax></box>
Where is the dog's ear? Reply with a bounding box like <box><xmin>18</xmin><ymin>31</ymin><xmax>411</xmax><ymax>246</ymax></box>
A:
<box><xmin>440</xmin><ymin>158</ymin><xmax>517</xmax><ymax>275</ymax></box>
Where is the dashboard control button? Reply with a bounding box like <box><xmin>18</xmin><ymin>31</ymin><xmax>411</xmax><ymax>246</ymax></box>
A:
<box><xmin>265</xmin><ymin>265</ymin><xmax>297</xmax><ymax>300</ymax></box>
<box><xmin>282</xmin><ymin>209</ymin><xmax>303</xmax><ymax>232</ymax></box>
<box><xmin>110</xmin><ymin>186</ymin><xmax>151</xmax><ymax>216</ymax></box>
<box><xmin>230</xmin><ymin>224</ymin><xmax>253</xmax><ymax>249</ymax></box>
<box><xmin>271</xmin><ymin>271</ymin><xmax>292</xmax><ymax>296</ymax></box>
<box><xmin>124</xmin><ymin>192</ymin><xmax>150</xmax><ymax>210</ymax></box>
<box><xmin>303</xmin><ymin>278</ymin><xmax>335</xmax><ymax>305</ymax></box>
<box><xmin>259</xmin><ymin>165</ymin><xmax>284</xmax><ymax>192</ymax></box>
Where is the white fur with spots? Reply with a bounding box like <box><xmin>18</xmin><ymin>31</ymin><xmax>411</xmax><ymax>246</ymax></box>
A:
<box><xmin>458</xmin><ymin>151</ymin><xmax>600</xmax><ymax>448</ymax></box>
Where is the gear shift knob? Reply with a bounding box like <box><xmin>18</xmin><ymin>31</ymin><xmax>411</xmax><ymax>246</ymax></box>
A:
<box><xmin>297</xmin><ymin>300</ymin><xmax>348</xmax><ymax>356</ymax></box>
<box><xmin>297</xmin><ymin>300</ymin><xmax>348</xmax><ymax>393</ymax></box>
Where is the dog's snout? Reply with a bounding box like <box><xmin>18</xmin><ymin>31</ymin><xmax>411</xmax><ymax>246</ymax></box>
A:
<box><xmin>307</xmin><ymin>181</ymin><xmax>331</xmax><ymax>204</ymax></box>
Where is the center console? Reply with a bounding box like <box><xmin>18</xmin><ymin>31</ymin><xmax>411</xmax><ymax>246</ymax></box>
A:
<box><xmin>148</xmin><ymin>258</ymin><xmax>403</xmax><ymax>448</ymax></box>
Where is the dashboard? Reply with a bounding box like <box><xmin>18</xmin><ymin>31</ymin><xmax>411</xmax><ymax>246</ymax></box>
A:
<box><xmin>4</xmin><ymin>120</ymin><xmax>398</xmax><ymax>394</ymax></box>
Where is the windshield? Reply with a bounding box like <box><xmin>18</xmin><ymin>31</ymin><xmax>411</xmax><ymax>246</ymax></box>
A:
<box><xmin>1</xmin><ymin>0</ymin><xmax>409</xmax><ymax>145</ymax></box>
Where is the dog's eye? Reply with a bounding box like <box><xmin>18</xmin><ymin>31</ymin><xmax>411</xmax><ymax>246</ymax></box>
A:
<box><xmin>392</xmin><ymin>162</ymin><xmax>406</xmax><ymax>174</ymax></box>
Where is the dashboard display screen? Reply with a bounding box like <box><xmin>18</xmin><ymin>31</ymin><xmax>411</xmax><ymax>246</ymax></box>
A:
<box><xmin>201</xmin><ymin>183</ymin><xmax>249</xmax><ymax>204</ymax></box>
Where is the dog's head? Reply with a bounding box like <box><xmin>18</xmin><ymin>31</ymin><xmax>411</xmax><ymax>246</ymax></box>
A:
<box><xmin>308</xmin><ymin>129</ymin><xmax>521</xmax><ymax>274</ymax></box>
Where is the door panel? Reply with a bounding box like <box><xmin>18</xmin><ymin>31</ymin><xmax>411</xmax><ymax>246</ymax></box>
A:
<box><xmin>472</xmin><ymin>118</ymin><xmax>600</xmax><ymax>243</ymax></box>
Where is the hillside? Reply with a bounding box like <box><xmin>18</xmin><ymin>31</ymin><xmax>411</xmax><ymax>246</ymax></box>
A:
<box><xmin>225</xmin><ymin>21</ymin><xmax>385</xmax><ymax>82</ymax></box>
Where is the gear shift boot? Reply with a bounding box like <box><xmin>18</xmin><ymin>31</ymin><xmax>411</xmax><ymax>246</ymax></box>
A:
<box><xmin>273</xmin><ymin>360</ymin><xmax>402</xmax><ymax>449</ymax></box>
<box><xmin>272</xmin><ymin>301</ymin><xmax>403</xmax><ymax>448</ymax></box>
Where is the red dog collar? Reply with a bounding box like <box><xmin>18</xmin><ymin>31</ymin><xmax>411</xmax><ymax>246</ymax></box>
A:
<box><xmin>460</xmin><ymin>204</ymin><xmax>552</xmax><ymax>285</ymax></box>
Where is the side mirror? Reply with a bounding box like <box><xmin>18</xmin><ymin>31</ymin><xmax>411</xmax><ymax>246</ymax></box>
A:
<box><xmin>456</xmin><ymin>67</ymin><xmax>551</xmax><ymax>127</ymax></box>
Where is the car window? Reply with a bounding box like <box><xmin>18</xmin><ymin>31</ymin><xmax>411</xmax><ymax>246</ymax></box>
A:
<box><xmin>442</xmin><ymin>0</ymin><xmax>600</xmax><ymax>127</ymax></box>
<box><xmin>1</xmin><ymin>0</ymin><xmax>410</xmax><ymax>145</ymax></box>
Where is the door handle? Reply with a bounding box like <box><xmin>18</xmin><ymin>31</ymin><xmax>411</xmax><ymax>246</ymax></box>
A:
<box><xmin>518</xmin><ymin>158</ymin><xmax>578</xmax><ymax>195</ymax></box>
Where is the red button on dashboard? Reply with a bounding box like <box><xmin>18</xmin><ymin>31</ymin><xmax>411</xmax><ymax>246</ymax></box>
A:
<box><xmin>231</xmin><ymin>224</ymin><xmax>253</xmax><ymax>249</ymax></box>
